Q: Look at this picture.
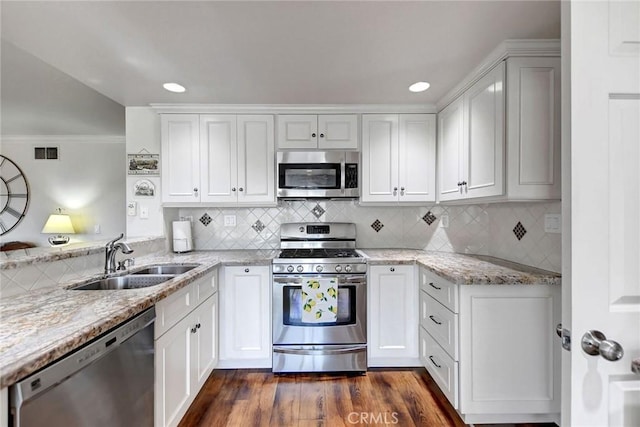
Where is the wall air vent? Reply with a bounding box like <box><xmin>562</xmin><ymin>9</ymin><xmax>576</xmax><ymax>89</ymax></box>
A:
<box><xmin>34</xmin><ymin>146</ymin><xmax>58</xmax><ymax>160</ymax></box>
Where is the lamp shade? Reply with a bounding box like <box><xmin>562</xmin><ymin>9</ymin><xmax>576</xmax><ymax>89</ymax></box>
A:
<box><xmin>41</xmin><ymin>214</ymin><xmax>75</xmax><ymax>234</ymax></box>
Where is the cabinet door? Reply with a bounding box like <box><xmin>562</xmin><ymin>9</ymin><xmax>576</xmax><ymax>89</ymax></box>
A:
<box><xmin>398</xmin><ymin>114</ymin><xmax>436</xmax><ymax>202</ymax></box>
<box><xmin>155</xmin><ymin>316</ymin><xmax>192</xmax><ymax>427</ymax></box>
<box><xmin>277</xmin><ymin>115</ymin><xmax>318</xmax><ymax>149</ymax></box>
<box><xmin>458</xmin><ymin>285</ymin><xmax>560</xmax><ymax>415</ymax></box>
<box><xmin>191</xmin><ymin>293</ymin><xmax>218</xmax><ymax>391</ymax></box>
<box><xmin>161</xmin><ymin>114</ymin><xmax>200</xmax><ymax>203</ymax></box>
<box><xmin>237</xmin><ymin>115</ymin><xmax>275</xmax><ymax>204</ymax></box>
<box><xmin>463</xmin><ymin>62</ymin><xmax>505</xmax><ymax>199</ymax></box>
<box><xmin>506</xmin><ymin>57</ymin><xmax>561</xmax><ymax>200</ymax></box>
<box><xmin>200</xmin><ymin>115</ymin><xmax>238</xmax><ymax>203</ymax></box>
<box><xmin>318</xmin><ymin>114</ymin><xmax>358</xmax><ymax>149</ymax></box>
<box><xmin>368</xmin><ymin>265</ymin><xmax>418</xmax><ymax>365</ymax></box>
<box><xmin>438</xmin><ymin>98</ymin><xmax>465</xmax><ymax>201</ymax></box>
<box><xmin>361</xmin><ymin>115</ymin><xmax>399</xmax><ymax>203</ymax></box>
<box><xmin>220</xmin><ymin>266</ymin><xmax>271</xmax><ymax>367</ymax></box>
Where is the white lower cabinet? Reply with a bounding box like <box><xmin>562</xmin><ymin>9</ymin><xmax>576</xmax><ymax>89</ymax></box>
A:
<box><xmin>219</xmin><ymin>265</ymin><xmax>271</xmax><ymax>368</ymax></box>
<box><xmin>155</xmin><ymin>270</ymin><xmax>218</xmax><ymax>427</ymax></box>
<box><xmin>368</xmin><ymin>264</ymin><xmax>419</xmax><ymax>366</ymax></box>
<box><xmin>419</xmin><ymin>267</ymin><xmax>560</xmax><ymax>424</ymax></box>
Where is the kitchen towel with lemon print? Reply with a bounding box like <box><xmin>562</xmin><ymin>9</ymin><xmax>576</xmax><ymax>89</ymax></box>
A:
<box><xmin>301</xmin><ymin>278</ymin><xmax>338</xmax><ymax>323</ymax></box>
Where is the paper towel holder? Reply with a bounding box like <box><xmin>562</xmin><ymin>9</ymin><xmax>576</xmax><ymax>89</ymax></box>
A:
<box><xmin>172</xmin><ymin>220</ymin><xmax>193</xmax><ymax>253</ymax></box>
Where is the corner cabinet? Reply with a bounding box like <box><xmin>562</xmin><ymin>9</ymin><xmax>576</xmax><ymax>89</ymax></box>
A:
<box><xmin>155</xmin><ymin>270</ymin><xmax>218</xmax><ymax>427</ymax></box>
<box><xmin>161</xmin><ymin>114</ymin><xmax>275</xmax><ymax>206</ymax></box>
<box><xmin>277</xmin><ymin>114</ymin><xmax>358</xmax><ymax>150</ymax></box>
<box><xmin>437</xmin><ymin>56</ymin><xmax>561</xmax><ymax>202</ymax></box>
<box><xmin>361</xmin><ymin>114</ymin><xmax>436</xmax><ymax>204</ymax></box>
<box><xmin>368</xmin><ymin>264</ymin><xmax>419</xmax><ymax>366</ymax></box>
<box><xmin>418</xmin><ymin>267</ymin><xmax>560</xmax><ymax>425</ymax></box>
<box><xmin>219</xmin><ymin>265</ymin><xmax>272</xmax><ymax>368</ymax></box>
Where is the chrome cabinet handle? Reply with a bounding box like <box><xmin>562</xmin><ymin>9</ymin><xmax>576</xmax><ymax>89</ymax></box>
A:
<box><xmin>400</xmin><ymin>187</ymin><xmax>405</xmax><ymax>196</ymax></box>
<box><xmin>390</xmin><ymin>267</ymin><xmax>395</xmax><ymax>272</ymax></box>
<box><xmin>429</xmin><ymin>315</ymin><xmax>442</xmax><ymax>325</ymax></box>
<box><xmin>320</xmin><ymin>133</ymin><xmax>325</xmax><ymax>138</ymax></box>
<box><xmin>194</xmin><ymin>188</ymin><xmax>198</xmax><ymax>196</ymax></box>
<box><xmin>632</xmin><ymin>358</ymin><xmax>640</xmax><ymax>375</ymax></box>
<box><xmin>581</xmin><ymin>330</ymin><xmax>624</xmax><ymax>361</ymax></box>
<box><xmin>239</xmin><ymin>187</ymin><xmax>244</xmax><ymax>192</ymax></box>
<box><xmin>429</xmin><ymin>356</ymin><xmax>442</xmax><ymax>368</ymax></box>
<box><xmin>311</xmin><ymin>133</ymin><xmax>316</xmax><ymax>138</ymax></box>
<box><xmin>232</xmin><ymin>187</ymin><xmax>236</xmax><ymax>192</ymax></box>
<box><xmin>191</xmin><ymin>326</ymin><xmax>198</xmax><ymax>333</ymax></box>
<box><xmin>244</xmin><ymin>268</ymin><xmax>250</xmax><ymax>273</ymax></box>
<box><xmin>393</xmin><ymin>187</ymin><xmax>398</xmax><ymax>196</ymax></box>
<box><xmin>196</xmin><ymin>323</ymin><xmax>201</xmax><ymax>329</ymax></box>
<box><xmin>429</xmin><ymin>282</ymin><xmax>441</xmax><ymax>290</ymax></box>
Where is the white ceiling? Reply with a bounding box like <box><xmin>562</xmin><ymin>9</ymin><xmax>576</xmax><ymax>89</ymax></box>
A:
<box><xmin>0</xmin><ymin>1</ymin><xmax>560</xmax><ymax>135</ymax></box>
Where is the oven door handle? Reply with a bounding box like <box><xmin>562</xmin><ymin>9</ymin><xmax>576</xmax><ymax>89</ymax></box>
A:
<box><xmin>273</xmin><ymin>345</ymin><xmax>367</xmax><ymax>356</ymax></box>
<box><xmin>273</xmin><ymin>275</ymin><xmax>365</xmax><ymax>284</ymax></box>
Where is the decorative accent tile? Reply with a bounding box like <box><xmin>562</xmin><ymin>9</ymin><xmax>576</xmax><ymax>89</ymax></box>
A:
<box><xmin>422</xmin><ymin>211</ymin><xmax>437</xmax><ymax>226</ymax></box>
<box><xmin>371</xmin><ymin>219</ymin><xmax>384</xmax><ymax>232</ymax></box>
<box><xmin>513</xmin><ymin>221</ymin><xmax>527</xmax><ymax>240</ymax></box>
<box><xmin>311</xmin><ymin>204</ymin><xmax>325</xmax><ymax>219</ymax></box>
<box><xmin>252</xmin><ymin>220</ymin><xmax>266</xmax><ymax>233</ymax></box>
<box><xmin>199</xmin><ymin>213</ymin><xmax>212</xmax><ymax>226</ymax></box>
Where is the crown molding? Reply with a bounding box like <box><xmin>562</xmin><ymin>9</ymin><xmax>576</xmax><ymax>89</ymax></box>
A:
<box><xmin>0</xmin><ymin>135</ymin><xmax>125</xmax><ymax>144</ymax></box>
<box><xmin>149</xmin><ymin>103</ymin><xmax>437</xmax><ymax>114</ymax></box>
<box><xmin>436</xmin><ymin>39</ymin><xmax>561</xmax><ymax>111</ymax></box>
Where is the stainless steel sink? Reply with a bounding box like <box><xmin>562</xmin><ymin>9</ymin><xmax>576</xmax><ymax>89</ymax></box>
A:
<box><xmin>130</xmin><ymin>264</ymin><xmax>198</xmax><ymax>275</ymax></box>
<box><xmin>71</xmin><ymin>275</ymin><xmax>175</xmax><ymax>290</ymax></box>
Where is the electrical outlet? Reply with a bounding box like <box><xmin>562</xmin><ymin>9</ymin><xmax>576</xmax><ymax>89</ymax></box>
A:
<box><xmin>140</xmin><ymin>206</ymin><xmax>149</xmax><ymax>219</ymax></box>
<box><xmin>440</xmin><ymin>215</ymin><xmax>449</xmax><ymax>228</ymax></box>
<box><xmin>224</xmin><ymin>215</ymin><xmax>236</xmax><ymax>227</ymax></box>
<box><xmin>94</xmin><ymin>224</ymin><xmax>101</xmax><ymax>234</ymax></box>
<box><xmin>544</xmin><ymin>214</ymin><xmax>561</xmax><ymax>233</ymax></box>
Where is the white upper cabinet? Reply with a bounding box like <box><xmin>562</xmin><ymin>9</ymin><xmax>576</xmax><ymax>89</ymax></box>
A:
<box><xmin>161</xmin><ymin>114</ymin><xmax>201</xmax><ymax>203</ymax></box>
<box><xmin>162</xmin><ymin>114</ymin><xmax>275</xmax><ymax>206</ymax></box>
<box><xmin>362</xmin><ymin>114</ymin><xmax>436</xmax><ymax>204</ymax></box>
<box><xmin>437</xmin><ymin>54</ymin><xmax>561</xmax><ymax>203</ymax></box>
<box><xmin>438</xmin><ymin>63</ymin><xmax>505</xmax><ymax>202</ymax></box>
<box><xmin>277</xmin><ymin>114</ymin><xmax>358</xmax><ymax>149</ymax></box>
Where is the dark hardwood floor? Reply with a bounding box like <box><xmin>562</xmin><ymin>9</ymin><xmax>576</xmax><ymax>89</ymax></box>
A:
<box><xmin>179</xmin><ymin>368</ymin><xmax>557</xmax><ymax>427</ymax></box>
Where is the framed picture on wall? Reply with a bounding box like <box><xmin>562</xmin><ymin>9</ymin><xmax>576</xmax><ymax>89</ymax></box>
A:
<box><xmin>128</xmin><ymin>153</ymin><xmax>159</xmax><ymax>175</ymax></box>
<box><xmin>134</xmin><ymin>179</ymin><xmax>155</xmax><ymax>197</ymax></box>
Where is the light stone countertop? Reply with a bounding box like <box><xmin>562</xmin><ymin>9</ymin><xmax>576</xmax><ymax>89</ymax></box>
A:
<box><xmin>0</xmin><ymin>248</ymin><xmax>559</xmax><ymax>389</ymax></box>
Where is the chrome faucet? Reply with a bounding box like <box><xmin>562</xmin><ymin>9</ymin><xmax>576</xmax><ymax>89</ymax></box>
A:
<box><xmin>104</xmin><ymin>233</ymin><xmax>134</xmax><ymax>274</ymax></box>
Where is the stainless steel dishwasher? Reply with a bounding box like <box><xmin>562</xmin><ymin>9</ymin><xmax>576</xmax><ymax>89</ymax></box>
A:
<box><xmin>10</xmin><ymin>307</ymin><xmax>155</xmax><ymax>427</ymax></box>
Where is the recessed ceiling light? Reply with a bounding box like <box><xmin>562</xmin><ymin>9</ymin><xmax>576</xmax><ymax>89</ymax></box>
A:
<box><xmin>409</xmin><ymin>81</ymin><xmax>430</xmax><ymax>93</ymax></box>
<box><xmin>163</xmin><ymin>82</ymin><xmax>186</xmax><ymax>93</ymax></box>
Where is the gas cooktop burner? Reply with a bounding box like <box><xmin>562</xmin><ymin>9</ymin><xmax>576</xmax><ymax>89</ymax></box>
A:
<box><xmin>278</xmin><ymin>248</ymin><xmax>360</xmax><ymax>259</ymax></box>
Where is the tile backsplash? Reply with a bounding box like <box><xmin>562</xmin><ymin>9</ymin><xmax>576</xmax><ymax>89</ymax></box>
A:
<box><xmin>176</xmin><ymin>200</ymin><xmax>561</xmax><ymax>273</ymax></box>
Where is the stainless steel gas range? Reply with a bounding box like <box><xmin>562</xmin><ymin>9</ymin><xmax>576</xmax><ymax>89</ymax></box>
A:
<box><xmin>272</xmin><ymin>222</ymin><xmax>367</xmax><ymax>373</ymax></box>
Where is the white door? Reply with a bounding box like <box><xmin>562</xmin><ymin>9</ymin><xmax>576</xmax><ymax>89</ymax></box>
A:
<box><xmin>191</xmin><ymin>294</ymin><xmax>218</xmax><ymax>390</ymax></box>
<box><xmin>361</xmin><ymin>114</ymin><xmax>399</xmax><ymax>202</ymax></box>
<box><xmin>438</xmin><ymin>97</ymin><xmax>465</xmax><ymax>201</ymax></box>
<box><xmin>568</xmin><ymin>1</ymin><xmax>640</xmax><ymax>426</ymax></box>
<box><xmin>368</xmin><ymin>265</ymin><xmax>418</xmax><ymax>365</ymax></box>
<box><xmin>318</xmin><ymin>114</ymin><xmax>359</xmax><ymax>149</ymax></box>
<box><xmin>277</xmin><ymin>115</ymin><xmax>318</xmax><ymax>149</ymax></box>
<box><xmin>237</xmin><ymin>115</ymin><xmax>275</xmax><ymax>204</ymax></box>
<box><xmin>463</xmin><ymin>61</ymin><xmax>505</xmax><ymax>199</ymax></box>
<box><xmin>161</xmin><ymin>114</ymin><xmax>200</xmax><ymax>203</ymax></box>
<box><xmin>398</xmin><ymin>114</ymin><xmax>436</xmax><ymax>202</ymax></box>
<box><xmin>200</xmin><ymin>115</ymin><xmax>237</xmax><ymax>203</ymax></box>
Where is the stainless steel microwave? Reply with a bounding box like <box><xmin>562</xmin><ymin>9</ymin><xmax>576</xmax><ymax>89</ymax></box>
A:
<box><xmin>277</xmin><ymin>151</ymin><xmax>360</xmax><ymax>199</ymax></box>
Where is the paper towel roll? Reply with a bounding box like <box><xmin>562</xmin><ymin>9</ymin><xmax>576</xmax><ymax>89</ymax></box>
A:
<box><xmin>172</xmin><ymin>220</ymin><xmax>193</xmax><ymax>253</ymax></box>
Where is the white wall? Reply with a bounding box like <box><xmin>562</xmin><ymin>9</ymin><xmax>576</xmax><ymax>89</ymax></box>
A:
<box><xmin>0</xmin><ymin>137</ymin><xmax>126</xmax><ymax>246</ymax></box>
<box><xmin>125</xmin><ymin>107</ymin><xmax>165</xmax><ymax>238</ymax></box>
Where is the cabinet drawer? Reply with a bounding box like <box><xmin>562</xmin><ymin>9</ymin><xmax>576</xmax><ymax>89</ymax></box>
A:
<box><xmin>194</xmin><ymin>271</ymin><xmax>217</xmax><ymax>304</ymax></box>
<box><xmin>420</xmin><ymin>327</ymin><xmax>458</xmax><ymax>410</ymax></box>
<box><xmin>420</xmin><ymin>268</ymin><xmax>458</xmax><ymax>313</ymax></box>
<box><xmin>420</xmin><ymin>291</ymin><xmax>458</xmax><ymax>359</ymax></box>
<box><xmin>155</xmin><ymin>285</ymin><xmax>195</xmax><ymax>339</ymax></box>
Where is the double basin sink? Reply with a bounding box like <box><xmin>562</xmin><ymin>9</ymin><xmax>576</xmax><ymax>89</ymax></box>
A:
<box><xmin>71</xmin><ymin>264</ymin><xmax>199</xmax><ymax>290</ymax></box>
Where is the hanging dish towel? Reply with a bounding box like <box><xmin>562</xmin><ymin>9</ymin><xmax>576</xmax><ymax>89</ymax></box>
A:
<box><xmin>301</xmin><ymin>277</ymin><xmax>338</xmax><ymax>323</ymax></box>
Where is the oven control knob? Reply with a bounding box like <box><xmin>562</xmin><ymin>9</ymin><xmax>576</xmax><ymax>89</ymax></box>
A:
<box><xmin>335</xmin><ymin>265</ymin><xmax>343</xmax><ymax>272</ymax></box>
<box><xmin>287</xmin><ymin>265</ymin><xmax>294</xmax><ymax>273</ymax></box>
<box><xmin>344</xmin><ymin>265</ymin><xmax>353</xmax><ymax>273</ymax></box>
<box><xmin>296</xmin><ymin>265</ymin><xmax>304</xmax><ymax>273</ymax></box>
<box><xmin>316</xmin><ymin>265</ymin><xmax>323</xmax><ymax>273</ymax></box>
